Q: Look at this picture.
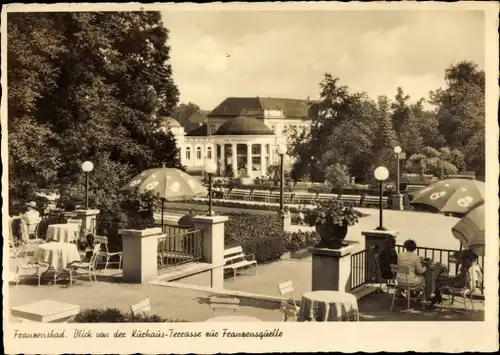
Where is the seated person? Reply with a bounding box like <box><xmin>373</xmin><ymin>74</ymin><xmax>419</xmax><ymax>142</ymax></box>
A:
<box><xmin>431</xmin><ymin>249</ymin><xmax>478</xmax><ymax>305</ymax></box>
<box><xmin>20</xmin><ymin>201</ymin><xmax>41</xmax><ymax>242</ymax></box>
<box><xmin>378</xmin><ymin>236</ymin><xmax>398</xmax><ymax>281</ymax></box>
<box><xmin>396</xmin><ymin>239</ymin><xmax>427</xmax><ymax>288</ymax></box>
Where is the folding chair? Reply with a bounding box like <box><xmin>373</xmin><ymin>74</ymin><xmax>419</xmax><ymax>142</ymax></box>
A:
<box><xmin>67</xmin><ymin>242</ymin><xmax>101</xmax><ymax>284</ymax></box>
<box><xmin>389</xmin><ymin>264</ymin><xmax>426</xmax><ymax>312</ymax></box>
<box><xmin>277</xmin><ymin>280</ymin><xmax>300</xmax><ymax>321</ymax></box>
<box><xmin>208</xmin><ymin>296</ymin><xmax>240</xmax><ymax>316</ymax></box>
<box><xmin>93</xmin><ymin>235</ymin><xmax>123</xmax><ymax>270</ymax></box>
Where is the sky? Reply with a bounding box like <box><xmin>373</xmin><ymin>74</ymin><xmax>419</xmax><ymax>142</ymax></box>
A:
<box><xmin>160</xmin><ymin>10</ymin><xmax>485</xmax><ymax>111</ymax></box>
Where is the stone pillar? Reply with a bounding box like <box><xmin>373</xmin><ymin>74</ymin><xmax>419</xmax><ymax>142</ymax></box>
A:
<box><xmin>309</xmin><ymin>244</ymin><xmax>357</xmax><ymax>292</ymax></box>
<box><xmin>246</xmin><ymin>144</ymin><xmax>252</xmax><ymax>177</ymax></box>
<box><xmin>120</xmin><ymin>227</ymin><xmax>164</xmax><ymax>283</ymax></box>
<box><xmin>74</xmin><ymin>209</ymin><xmax>100</xmax><ymax>237</ymax></box>
<box><xmin>362</xmin><ymin>229</ymin><xmax>399</xmax><ymax>281</ymax></box>
<box><xmin>260</xmin><ymin>144</ymin><xmax>266</xmax><ymax>176</ymax></box>
<box><xmin>391</xmin><ymin>194</ymin><xmax>404</xmax><ymax>210</ymax></box>
<box><xmin>191</xmin><ymin>215</ymin><xmax>229</xmax><ymax>290</ymax></box>
<box><xmin>231</xmin><ymin>144</ymin><xmax>237</xmax><ymax>177</ymax></box>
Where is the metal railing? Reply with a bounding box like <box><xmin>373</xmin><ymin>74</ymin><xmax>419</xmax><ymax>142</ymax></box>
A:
<box><xmin>157</xmin><ymin>229</ymin><xmax>204</xmax><ymax>271</ymax></box>
<box><xmin>350</xmin><ymin>247</ymin><xmax>375</xmax><ymax>290</ymax></box>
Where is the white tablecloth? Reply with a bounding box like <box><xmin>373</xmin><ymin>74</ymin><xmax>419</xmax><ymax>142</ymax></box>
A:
<box><xmin>298</xmin><ymin>291</ymin><xmax>359</xmax><ymax>322</ymax></box>
<box><xmin>47</xmin><ymin>224</ymin><xmax>80</xmax><ymax>243</ymax></box>
<box><xmin>30</xmin><ymin>243</ymin><xmax>81</xmax><ymax>272</ymax></box>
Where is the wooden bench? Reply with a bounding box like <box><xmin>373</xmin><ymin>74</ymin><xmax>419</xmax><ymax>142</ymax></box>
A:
<box><xmin>316</xmin><ymin>193</ymin><xmax>338</xmax><ymax>203</ymax></box>
<box><xmin>269</xmin><ymin>191</ymin><xmax>293</xmax><ymax>203</ymax></box>
<box><xmin>363</xmin><ymin>195</ymin><xmax>388</xmax><ymax>208</ymax></box>
<box><xmin>251</xmin><ymin>190</ymin><xmax>271</xmax><ymax>202</ymax></box>
<box><xmin>224</xmin><ymin>246</ymin><xmax>257</xmax><ymax>279</ymax></box>
<box><xmin>292</xmin><ymin>192</ymin><xmax>317</xmax><ymax>204</ymax></box>
<box><xmin>340</xmin><ymin>194</ymin><xmax>362</xmax><ymax>206</ymax></box>
<box><xmin>228</xmin><ymin>189</ymin><xmax>251</xmax><ymax>201</ymax></box>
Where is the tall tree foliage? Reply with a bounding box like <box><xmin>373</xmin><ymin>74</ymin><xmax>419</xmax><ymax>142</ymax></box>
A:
<box><xmin>8</xmin><ymin>12</ymin><xmax>181</xmax><ymax>209</ymax></box>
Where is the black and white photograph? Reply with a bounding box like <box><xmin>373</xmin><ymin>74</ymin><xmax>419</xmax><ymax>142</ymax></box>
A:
<box><xmin>2</xmin><ymin>2</ymin><xmax>498</xmax><ymax>353</ymax></box>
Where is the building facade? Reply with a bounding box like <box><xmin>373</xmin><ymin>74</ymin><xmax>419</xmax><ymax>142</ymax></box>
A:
<box><xmin>162</xmin><ymin>97</ymin><xmax>315</xmax><ymax>179</ymax></box>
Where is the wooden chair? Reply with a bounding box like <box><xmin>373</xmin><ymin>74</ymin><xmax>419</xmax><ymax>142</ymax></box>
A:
<box><xmin>67</xmin><ymin>242</ymin><xmax>101</xmax><ymax>284</ymax></box>
<box><xmin>93</xmin><ymin>235</ymin><xmax>123</xmax><ymax>270</ymax></box>
<box><xmin>208</xmin><ymin>296</ymin><xmax>240</xmax><ymax>316</ymax></box>
<box><xmin>277</xmin><ymin>280</ymin><xmax>300</xmax><ymax>321</ymax></box>
<box><xmin>130</xmin><ymin>297</ymin><xmax>151</xmax><ymax>317</ymax></box>
<box><xmin>389</xmin><ymin>264</ymin><xmax>426</xmax><ymax>312</ymax></box>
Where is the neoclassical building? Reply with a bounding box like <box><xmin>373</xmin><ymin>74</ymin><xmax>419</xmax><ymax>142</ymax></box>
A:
<box><xmin>162</xmin><ymin>97</ymin><xmax>315</xmax><ymax>179</ymax></box>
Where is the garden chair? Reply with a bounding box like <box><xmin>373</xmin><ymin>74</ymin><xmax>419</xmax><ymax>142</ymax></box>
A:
<box><xmin>12</xmin><ymin>248</ymin><xmax>44</xmax><ymax>286</ymax></box>
<box><xmin>208</xmin><ymin>296</ymin><xmax>240</xmax><ymax>316</ymax></box>
<box><xmin>93</xmin><ymin>235</ymin><xmax>123</xmax><ymax>270</ymax></box>
<box><xmin>389</xmin><ymin>264</ymin><xmax>426</xmax><ymax>312</ymax></box>
<box><xmin>277</xmin><ymin>280</ymin><xmax>300</xmax><ymax>321</ymax></box>
<box><xmin>130</xmin><ymin>297</ymin><xmax>151</xmax><ymax>317</ymax></box>
<box><xmin>66</xmin><ymin>242</ymin><xmax>101</xmax><ymax>285</ymax></box>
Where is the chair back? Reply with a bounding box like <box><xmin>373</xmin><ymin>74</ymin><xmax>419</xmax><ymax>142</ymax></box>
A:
<box><xmin>88</xmin><ymin>242</ymin><xmax>102</xmax><ymax>265</ymax></box>
<box><xmin>93</xmin><ymin>235</ymin><xmax>109</xmax><ymax>253</ymax></box>
<box><xmin>277</xmin><ymin>280</ymin><xmax>298</xmax><ymax>308</ymax></box>
<box><xmin>130</xmin><ymin>297</ymin><xmax>151</xmax><ymax>316</ymax></box>
<box><xmin>209</xmin><ymin>296</ymin><xmax>240</xmax><ymax>315</ymax></box>
<box><xmin>390</xmin><ymin>264</ymin><xmax>411</xmax><ymax>285</ymax></box>
<box><xmin>280</xmin><ymin>301</ymin><xmax>298</xmax><ymax>321</ymax></box>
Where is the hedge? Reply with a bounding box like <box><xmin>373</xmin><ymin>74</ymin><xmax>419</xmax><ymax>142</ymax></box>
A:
<box><xmin>284</xmin><ymin>231</ymin><xmax>320</xmax><ymax>253</ymax></box>
<box><xmin>71</xmin><ymin>308</ymin><xmax>189</xmax><ymax>323</ymax></box>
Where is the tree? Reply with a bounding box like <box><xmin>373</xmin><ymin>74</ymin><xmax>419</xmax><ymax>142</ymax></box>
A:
<box><xmin>390</xmin><ymin>87</ymin><xmax>410</xmax><ymax>138</ymax></box>
<box><xmin>405</xmin><ymin>146</ymin><xmax>465</xmax><ymax>178</ymax></box>
<box><xmin>325</xmin><ymin>164</ymin><xmax>350</xmax><ymax>187</ymax></box>
<box><xmin>7</xmin><ymin>12</ymin><xmax>181</xmax><ymax>211</ymax></box>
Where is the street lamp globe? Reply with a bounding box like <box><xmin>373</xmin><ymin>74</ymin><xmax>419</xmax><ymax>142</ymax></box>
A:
<box><xmin>374</xmin><ymin>166</ymin><xmax>389</xmax><ymax>181</ymax></box>
<box><xmin>204</xmin><ymin>160</ymin><xmax>217</xmax><ymax>174</ymax></box>
<box><xmin>394</xmin><ymin>146</ymin><xmax>402</xmax><ymax>154</ymax></box>
<box><xmin>81</xmin><ymin>161</ymin><xmax>94</xmax><ymax>172</ymax></box>
<box><xmin>277</xmin><ymin>143</ymin><xmax>287</xmax><ymax>156</ymax></box>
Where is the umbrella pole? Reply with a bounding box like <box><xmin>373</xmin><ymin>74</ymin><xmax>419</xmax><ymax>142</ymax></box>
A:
<box><xmin>161</xmin><ymin>199</ymin><xmax>165</xmax><ymax>233</ymax></box>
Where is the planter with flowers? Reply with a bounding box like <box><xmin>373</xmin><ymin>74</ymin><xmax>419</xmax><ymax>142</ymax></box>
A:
<box><xmin>305</xmin><ymin>199</ymin><xmax>361</xmax><ymax>249</ymax></box>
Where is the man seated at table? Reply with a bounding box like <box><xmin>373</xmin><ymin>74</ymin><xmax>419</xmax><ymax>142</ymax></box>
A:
<box><xmin>20</xmin><ymin>201</ymin><xmax>41</xmax><ymax>242</ymax></box>
<box><xmin>395</xmin><ymin>239</ymin><xmax>427</xmax><ymax>296</ymax></box>
<box><xmin>430</xmin><ymin>249</ymin><xmax>478</xmax><ymax>305</ymax></box>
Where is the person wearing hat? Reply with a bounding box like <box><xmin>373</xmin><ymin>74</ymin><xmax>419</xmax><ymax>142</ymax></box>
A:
<box><xmin>20</xmin><ymin>201</ymin><xmax>41</xmax><ymax>242</ymax></box>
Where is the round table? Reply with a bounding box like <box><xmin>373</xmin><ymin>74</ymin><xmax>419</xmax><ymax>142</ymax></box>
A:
<box><xmin>46</xmin><ymin>224</ymin><xmax>80</xmax><ymax>243</ymax></box>
<box><xmin>30</xmin><ymin>242</ymin><xmax>81</xmax><ymax>272</ymax></box>
<box><xmin>298</xmin><ymin>291</ymin><xmax>359</xmax><ymax>322</ymax></box>
<box><xmin>205</xmin><ymin>316</ymin><xmax>263</xmax><ymax>322</ymax></box>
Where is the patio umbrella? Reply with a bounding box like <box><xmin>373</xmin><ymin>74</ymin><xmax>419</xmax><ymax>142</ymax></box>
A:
<box><xmin>451</xmin><ymin>203</ymin><xmax>485</xmax><ymax>257</ymax></box>
<box><xmin>410</xmin><ymin>179</ymin><xmax>484</xmax><ymax>216</ymax></box>
<box><xmin>121</xmin><ymin>168</ymin><xmax>207</xmax><ymax>228</ymax></box>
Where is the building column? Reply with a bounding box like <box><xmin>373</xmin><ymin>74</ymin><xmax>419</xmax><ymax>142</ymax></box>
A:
<box><xmin>219</xmin><ymin>144</ymin><xmax>225</xmax><ymax>176</ymax></box>
<box><xmin>246</xmin><ymin>144</ymin><xmax>252</xmax><ymax>177</ymax></box>
<box><xmin>260</xmin><ymin>143</ymin><xmax>266</xmax><ymax>177</ymax></box>
<box><xmin>231</xmin><ymin>143</ymin><xmax>237</xmax><ymax>177</ymax></box>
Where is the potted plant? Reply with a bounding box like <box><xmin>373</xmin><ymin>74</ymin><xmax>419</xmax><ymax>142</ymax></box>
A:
<box><xmin>305</xmin><ymin>199</ymin><xmax>361</xmax><ymax>249</ymax></box>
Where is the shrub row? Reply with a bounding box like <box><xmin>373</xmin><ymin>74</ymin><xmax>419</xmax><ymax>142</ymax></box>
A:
<box><xmin>284</xmin><ymin>231</ymin><xmax>320</xmax><ymax>253</ymax></box>
<box><xmin>71</xmin><ymin>308</ymin><xmax>189</xmax><ymax>323</ymax></box>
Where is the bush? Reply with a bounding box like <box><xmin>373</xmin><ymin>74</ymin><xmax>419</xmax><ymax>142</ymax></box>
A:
<box><xmin>225</xmin><ymin>214</ymin><xmax>286</xmax><ymax>263</ymax></box>
<box><xmin>71</xmin><ymin>308</ymin><xmax>189</xmax><ymax>323</ymax></box>
<box><xmin>284</xmin><ymin>231</ymin><xmax>320</xmax><ymax>253</ymax></box>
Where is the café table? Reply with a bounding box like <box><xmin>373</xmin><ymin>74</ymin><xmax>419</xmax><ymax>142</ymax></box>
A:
<box><xmin>11</xmin><ymin>300</ymin><xmax>80</xmax><ymax>323</ymax></box>
<box><xmin>205</xmin><ymin>316</ymin><xmax>263</xmax><ymax>322</ymax></box>
<box><xmin>30</xmin><ymin>242</ymin><xmax>81</xmax><ymax>284</ymax></box>
<box><xmin>298</xmin><ymin>290</ymin><xmax>359</xmax><ymax>322</ymax></box>
<box><xmin>46</xmin><ymin>223</ymin><xmax>80</xmax><ymax>243</ymax></box>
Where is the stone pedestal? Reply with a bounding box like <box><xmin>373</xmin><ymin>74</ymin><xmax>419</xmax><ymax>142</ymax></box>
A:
<box><xmin>362</xmin><ymin>229</ymin><xmax>399</xmax><ymax>280</ymax></box>
<box><xmin>391</xmin><ymin>194</ymin><xmax>404</xmax><ymax>210</ymax></box>
<box><xmin>309</xmin><ymin>243</ymin><xmax>357</xmax><ymax>292</ymax></box>
<box><xmin>191</xmin><ymin>215</ymin><xmax>229</xmax><ymax>289</ymax></box>
<box><xmin>74</xmin><ymin>209</ymin><xmax>100</xmax><ymax>237</ymax></box>
<box><xmin>120</xmin><ymin>227</ymin><xmax>163</xmax><ymax>283</ymax></box>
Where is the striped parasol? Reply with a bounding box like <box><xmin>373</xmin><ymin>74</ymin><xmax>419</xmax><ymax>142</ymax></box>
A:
<box><xmin>451</xmin><ymin>203</ymin><xmax>485</xmax><ymax>257</ymax></box>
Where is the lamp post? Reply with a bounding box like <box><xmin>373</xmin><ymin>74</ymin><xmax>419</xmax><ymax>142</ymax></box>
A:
<box><xmin>393</xmin><ymin>146</ymin><xmax>403</xmax><ymax>210</ymax></box>
<box><xmin>277</xmin><ymin>144</ymin><xmax>288</xmax><ymax>225</ymax></box>
<box><xmin>204</xmin><ymin>160</ymin><xmax>217</xmax><ymax>216</ymax></box>
<box><xmin>374</xmin><ymin>166</ymin><xmax>389</xmax><ymax>231</ymax></box>
<box><xmin>81</xmin><ymin>161</ymin><xmax>94</xmax><ymax>210</ymax></box>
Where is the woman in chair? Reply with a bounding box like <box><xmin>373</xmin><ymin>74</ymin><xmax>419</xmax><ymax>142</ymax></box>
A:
<box><xmin>20</xmin><ymin>201</ymin><xmax>41</xmax><ymax>242</ymax></box>
<box><xmin>430</xmin><ymin>249</ymin><xmax>478</xmax><ymax>305</ymax></box>
<box><xmin>396</xmin><ymin>239</ymin><xmax>427</xmax><ymax>294</ymax></box>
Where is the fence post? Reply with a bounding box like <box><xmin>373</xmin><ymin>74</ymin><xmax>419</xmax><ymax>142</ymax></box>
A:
<box><xmin>361</xmin><ymin>229</ymin><xmax>399</xmax><ymax>283</ymax></box>
<box><xmin>308</xmin><ymin>242</ymin><xmax>358</xmax><ymax>292</ymax></box>
<box><xmin>119</xmin><ymin>227</ymin><xmax>163</xmax><ymax>283</ymax></box>
<box><xmin>190</xmin><ymin>215</ymin><xmax>229</xmax><ymax>289</ymax></box>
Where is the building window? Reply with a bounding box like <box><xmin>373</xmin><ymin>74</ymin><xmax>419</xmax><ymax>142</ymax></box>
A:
<box><xmin>196</xmin><ymin>147</ymin><xmax>202</xmax><ymax>160</ymax></box>
<box><xmin>186</xmin><ymin>147</ymin><xmax>191</xmax><ymax>160</ymax></box>
<box><xmin>252</xmin><ymin>144</ymin><xmax>261</xmax><ymax>155</ymax></box>
<box><xmin>207</xmin><ymin>146</ymin><xmax>212</xmax><ymax>159</ymax></box>
<box><xmin>210</xmin><ymin>125</ymin><xmax>216</xmax><ymax>135</ymax></box>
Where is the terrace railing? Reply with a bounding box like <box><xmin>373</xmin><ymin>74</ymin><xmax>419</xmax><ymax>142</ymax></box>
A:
<box><xmin>350</xmin><ymin>246</ymin><xmax>376</xmax><ymax>290</ymax></box>
<box><xmin>157</xmin><ymin>229</ymin><xmax>204</xmax><ymax>271</ymax></box>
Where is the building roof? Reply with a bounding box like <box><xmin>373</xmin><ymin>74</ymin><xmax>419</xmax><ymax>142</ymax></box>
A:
<box><xmin>208</xmin><ymin>97</ymin><xmax>317</xmax><ymax>119</ymax></box>
<box><xmin>215</xmin><ymin>116</ymin><xmax>274</xmax><ymax>136</ymax></box>
<box><xmin>186</xmin><ymin>123</ymin><xmax>208</xmax><ymax>136</ymax></box>
<box><xmin>158</xmin><ymin>116</ymin><xmax>182</xmax><ymax>128</ymax></box>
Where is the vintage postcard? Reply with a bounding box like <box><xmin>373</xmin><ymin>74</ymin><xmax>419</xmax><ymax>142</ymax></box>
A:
<box><xmin>2</xmin><ymin>1</ymin><xmax>499</xmax><ymax>353</ymax></box>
